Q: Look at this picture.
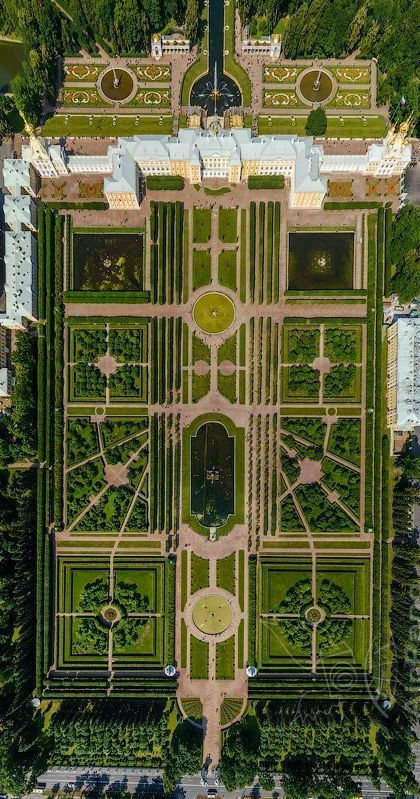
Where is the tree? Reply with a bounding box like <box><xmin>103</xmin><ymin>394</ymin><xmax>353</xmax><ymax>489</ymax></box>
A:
<box><xmin>305</xmin><ymin>107</ymin><xmax>327</xmax><ymax>136</ymax></box>
<box><xmin>220</xmin><ymin>717</ymin><xmax>260</xmax><ymax>790</ymax></box>
<box><xmin>390</xmin><ymin>205</ymin><xmax>420</xmax><ymax>302</ymax></box>
<box><xmin>0</xmin><ymin>95</ymin><xmax>15</xmax><ymax>138</ymax></box>
<box><xmin>184</xmin><ymin>0</ymin><xmax>200</xmax><ymax>43</ymax></box>
<box><xmin>11</xmin><ymin>69</ymin><xmax>42</xmax><ymax>129</ymax></box>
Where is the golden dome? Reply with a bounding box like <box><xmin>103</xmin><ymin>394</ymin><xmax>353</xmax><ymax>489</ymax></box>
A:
<box><xmin>152</xmin><ymin>33</ymin><xmax>160</xmax><ymax>41</ymax></box>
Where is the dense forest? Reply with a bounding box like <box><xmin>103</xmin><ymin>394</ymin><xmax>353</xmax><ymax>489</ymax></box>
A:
<box><xmin>0</xmin><ymin>0</ymin><xmax>194</xmax><ymax>127</ymax></box>
<box><xmin>389</xmin><ymin>205</ymin><xmax>420</xmax><ymax>302</ymax></box>
<box><xmin>238</xmin><ymin>0</ymin><xmax>420</xmax><ymax>133</ymax></box>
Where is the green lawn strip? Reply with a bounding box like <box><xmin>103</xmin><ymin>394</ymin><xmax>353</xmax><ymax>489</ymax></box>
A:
<box><xmin>190</xmin><ymin>636</ymin><xmax>208</xmax><ymax>679</ymax></box>
<box><xmin>41</xmin><ymin>114</ymin><xmax>172</xmax><ymax>137</ymax></box>
<box><xmin>192</xmin><ymin>373</ymin><xmax>210</xmax><ymax>402</ymax></box>
<box><xmin>273</xmin><ymin>202</ymin><xmax>281</xmax><ymax>303</ymax></box>
<box><xmin>240</xmin><ymin>208</ymin><xmax>247</xmax><ymax>303</ymax></box>
<box><xmin>216</xmin><ymin>553</ymin><xmax>236</xmax><ymax>594</ymax></box>
<box><xmin>237</xmin><ymin>620</ymin><xmax>244</xmax><ymax>668</ymax></box>
<box><xmin>258</xmin><ymin>202</ymin><xmax>265</xmax><ymax>304</ymax></box>
<box><xmin>248</xmin><ymin>556</ymin><xmax>257</xmax><ymax>665</ymax></box>
<box><xmin>190</xmin><ymin>553</ymin><xmax>209</xmax><ymax>594</ymax></box>
<box><xmin>193</xmin><ymin>208</ymin><xmax>212</xmax><ymax>243</ymax></box>
<box><xmin>183</xmin><ymin>208</ymin><xmax>190</xmax><ymax>303</ymax></box>
<box><xmin>238</xmin><ymin>551</ymin><xmax>245</xmax><ymax>611</ymax></box>
<box><xmin>218</xmin><ymin>207</ymin><xmax>238</xmax><ymax>243</ymax></box>
<box><xmin>181</xmin><ymin>549</ymin><xmax>188</xmax><ymax>610</ymax></box>
<box><xmin>258</xmin><ymin>114</ymin><xmax>387</xmax><ymax>138</ymax></box>
<box><xmin>181</xmin><ymin>620</ymin><xmax>188</xmax><ymax>668</ymax></box>
<box><xmin>248</xmin><ymin>175</ymin><xmax>284</xmax><ymax>190</ymax></box>
<box><xmin>218</xmin><ymin>373</ymin><xmax>237</xmax><ymax>403</ymax></box>
<box><xmin>216</xmin><ymin>636</ymin><xmax>235</xmax><ymax>680</ymax></box>
<box><xmin>218</xmin><ymin>248</ymin><xmax>238</xmax><ymax>291</ymax></box>
<box><xmin>192</xmin><ymin>249</ymin><xmax>211</xmax><ymax>290</ymax></box>
<box><xmin>249</xmin><ymin>202</ymin><xmax>256</xmax><ymax>302</ymax></box>
<box><xmin>192</xmin><ymin>334</ymin><xmax>211</xmax><ymax>364</ymax></box>
<box><xmin>217</xmin><ymin>333</ymin><xmax>237</xmax><ymax>365</ymax></box>
<box><xmin>204</xmin><ymin>186</ymin><xmax>231</xmax><ymax>196</ymax></box>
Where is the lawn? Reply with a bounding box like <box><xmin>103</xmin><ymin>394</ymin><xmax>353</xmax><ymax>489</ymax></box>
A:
<box><xmin>258</xmin><ymin>114</ymin><xmax>387</xmax><ymax>138</ymax></box>
<box><xmin>193</xmin><ymin>208</ymin><xmax>212</xmax><ymax>243</ymax></box>
<box><xmin>218</xmin><ymin>208</ymin><xmax>238</xmax><ymax>243</ymax></box>
<box><xmin>41</xmin><ymin>114</ymin><xmax>173</xmax><ymax>137</ymax></box>
<box><xmin>218</xmin><ymin>249</ymin><xmax>237</xmax><ymax>291</ymax></box>
<box><xmin>190</xmin><ymin>636</ymin><xmax>208</xmax><ymax>679</ymax></box>
<box><xmin>192</xmin><ymin>249</ymin><xmax>211</xmax><ymax>290</ymax></box>
<box><xmin>216</xmin><ymin>637</ymin><xmax>235</xmax><ymax>679</ymax></box>
<box><xmin>216</xmin><ymin>553</ymin><xmax>236</xmax><ymax>594</ymax></box>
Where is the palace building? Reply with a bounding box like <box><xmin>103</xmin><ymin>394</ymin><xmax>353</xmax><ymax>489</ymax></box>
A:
<box><xmin>387</xmin><ymin>317</ymin><xmax>420</xmax><ymax>430</ymax></box>
<box><xmin>0</xmin><ymin>125</ymin><xmax>412</xmax><ymax>330</ymax></box>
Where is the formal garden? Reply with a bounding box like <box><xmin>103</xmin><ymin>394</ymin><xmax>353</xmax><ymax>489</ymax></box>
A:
<box><xmin>55</xmin><ymin>556</ymin><xmax>173</xmax><ymax>671</ymax></box>
<box><xmin>254</xmin><ymin>557</ymin><xmax>371</xmax><ymax>673</ymax></box>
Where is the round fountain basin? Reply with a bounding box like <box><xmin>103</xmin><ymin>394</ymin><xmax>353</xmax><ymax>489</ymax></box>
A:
<box><xmin>298</xmin><ymin>69</ymin><xmax>334</xmax><ymax>104</ymax></box>
<box><xmin>100</xmin><ymin>68</ymin><xmax>134</xmax><ymax>101</ymax></box>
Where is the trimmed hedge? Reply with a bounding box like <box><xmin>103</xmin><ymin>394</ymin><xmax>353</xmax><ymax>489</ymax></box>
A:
<box><xmin>63</xmin><ymin>290</ymin><xmax>150</xmax><ymax>303</ymax></box>
<box><xmin>146</xmin><ymin>175</ymin><xmax>184</xmax><ymax>191</ymax></box>
<box><xmin>324</xmin><ymin>201</ymin><xmax>384</xmax><ymax>209</ymax></box>
<box><xmin>46</xmin><ymin>201</ymin><xmax>108</xmax><ymax>210</ymax></box>
<box><xmin>248</xmin><ymin>175</ymin><xmax>285</xmax><ymax>190</ymax></box>
<box><xmin>248</xmin><ymin>556</ymin><xmax>257</xmax><ymax>666</ymax></box>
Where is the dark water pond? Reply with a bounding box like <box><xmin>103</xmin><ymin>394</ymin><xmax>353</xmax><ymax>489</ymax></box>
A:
<box><xmin>190</xmin><ymin>0</ymin><xmax>241</xmax><ymax>114</ymax></box>
<box><xmin>288</xmin><ymin>232</ymin><xmax>354</xmax><ymax>291</ymax></box>
<box><xmin>0</xmin><ymin>41</ymin><xmax>25</xmax><ymax>93</ymax></box>
<box><xmin>73</xmin><ymin>232</ymin><xmax>144</xmax><ymax>291</ymax></box>
<box><xmin>191</xmin><ymin>422</ymin><xmax>234</xmax><ymax>527</ymax></box>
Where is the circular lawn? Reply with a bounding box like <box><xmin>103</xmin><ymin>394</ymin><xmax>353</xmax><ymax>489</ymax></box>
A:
<box><xmin>193</xmin><ymin>292</ymin><xmax>235</xmax><ymax>334</ymax></box>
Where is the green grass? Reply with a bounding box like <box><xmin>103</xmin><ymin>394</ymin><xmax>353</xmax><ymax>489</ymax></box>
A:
<box><xmin>218</xmin><ymin>249</ymin><xmax>237</xmax><ymax>292</ymax></box>
<box><xmin>248</xmin><ymin>175</ymin><xmax>285</xmax><ymax>190</ymax></box>
<box><xmin>216</xmin><ymin>553</ymin><xmax>236</xmax><ymax>594</ymax></box>
<box><xmin>190</xmin><ymin>636</ymin><xmax>208</xmax><ymax>679</ymax></box>
<box><xmin>41</xmin><ymin>114</ymin><xmax>172</xmax><ymax>137</ymax></box>
<box><xmin>192</xmin><ymin>249</ymin><xmax>211</xmax><ymax>290</ymax></box>
<box><xmin>193</xmin><ymin>292</ymin><xmax>235</xmax><ymax>334</ymax></box>
<box><xmin>204</xmin><ymin>186</ymin><xmax>231</xmax><ymax>196</ymax></box>
<box><xmin>190</xmin><ymin>554</ymin><xmax>209</xmax><ymax>594</ymax></box>
<box><xmin>258</xmin><ymin>114</ymin><xmax>387</xmax><ymax>138</ymax></box>
<box><xmin>193</xmin><ymin>208</ymin><xmax>212</xmax><ymax>243</ymax></box>
<box><xmin>216</xmin><ymin>636</ymin><xmax>235</xmax><ymax>680</ymax></box>
<box><xmin>218</xmin><ymin>208</ymin><xmax>238</xmax><ymax>243</ymax></box>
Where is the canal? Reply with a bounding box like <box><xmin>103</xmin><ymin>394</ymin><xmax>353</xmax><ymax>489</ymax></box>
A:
<box><xmin>190</xmin><ymin>0</ymin><xmax>241</xmax><ymax>115</ymax></box>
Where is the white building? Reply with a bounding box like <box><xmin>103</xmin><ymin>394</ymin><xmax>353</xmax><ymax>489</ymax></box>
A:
<box><xmin>0</xmin><ymin>157</ymin><xmax>38</xmax><ymax>330</ymax></box>
<box><xmin>151</xmin><ymin>32</ymin><xmax>190</xmax><ymax>60</ymax></box>
<box><xmin>242</xmin><ymin>32</ymin><xmax>281</xmax><ymax>59</ymax></box>
<box><xmin>19</xmin><ymin>126</ymin><xmax>411</xmax><ymax>212</ymax></box>
<box><xmin>0</xmin><ymin>327</ymin><xmax>11</xmax><ymax>398</ymax></box>
<box><xmin>387</xmin><ymin>317</ymin><xmax>420</xmax><ymax>429</ymax></box>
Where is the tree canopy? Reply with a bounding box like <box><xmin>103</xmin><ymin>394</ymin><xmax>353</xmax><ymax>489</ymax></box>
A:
<box><xmin>390</xmin><ymin>205</ymin><xmax>420</xmax><ymax>302</ymax></box>
<box><xmin>237</xmin><ymin>0</ymin><xmax>420</xmax><ymax>133</ymax></box>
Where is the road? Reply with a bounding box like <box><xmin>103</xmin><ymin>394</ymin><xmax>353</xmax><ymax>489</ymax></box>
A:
<box><xmin>30</xmin><ymin>769</ymin><xmax>398</xmax><ymax>799</ymax></box>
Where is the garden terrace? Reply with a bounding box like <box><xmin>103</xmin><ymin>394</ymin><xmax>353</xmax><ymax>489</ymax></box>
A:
<box><xmin>36</xmin><ymin>197</ymin><xmax>390</xmax><ymax>757</ymax></box>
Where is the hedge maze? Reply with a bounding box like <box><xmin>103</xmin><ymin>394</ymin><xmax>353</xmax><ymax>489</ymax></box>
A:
<box><xmin>37</xmin><ymin>198</ymin><xmax>388</xmax><ymax>712</ymax></box>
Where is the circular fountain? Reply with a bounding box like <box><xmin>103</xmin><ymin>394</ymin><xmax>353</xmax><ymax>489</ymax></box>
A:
<box><xmin>100</xmin><ymin>67</ymin><xmax>135</xmax><ymax>102</ymax></box>
<box><xmin>298</xmin><ymin>68</ymin><xmax>334</xmax><ymax>104</ymax></box>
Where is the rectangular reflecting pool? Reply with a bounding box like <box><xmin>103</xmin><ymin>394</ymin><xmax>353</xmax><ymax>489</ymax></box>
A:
<box><xmin>288</xmin><ymin>231</ymin><xmax>354</xmax><ymax>291</ymax></box>
<box><xmin>73</xmin><ymin>231</ymin><xmax>144</xmax><ymax>291</ymax></box>
<box><xmin>190</xmin><ymin>422</ymin><xmax>234</xmax><ymax>528</ymax></box>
